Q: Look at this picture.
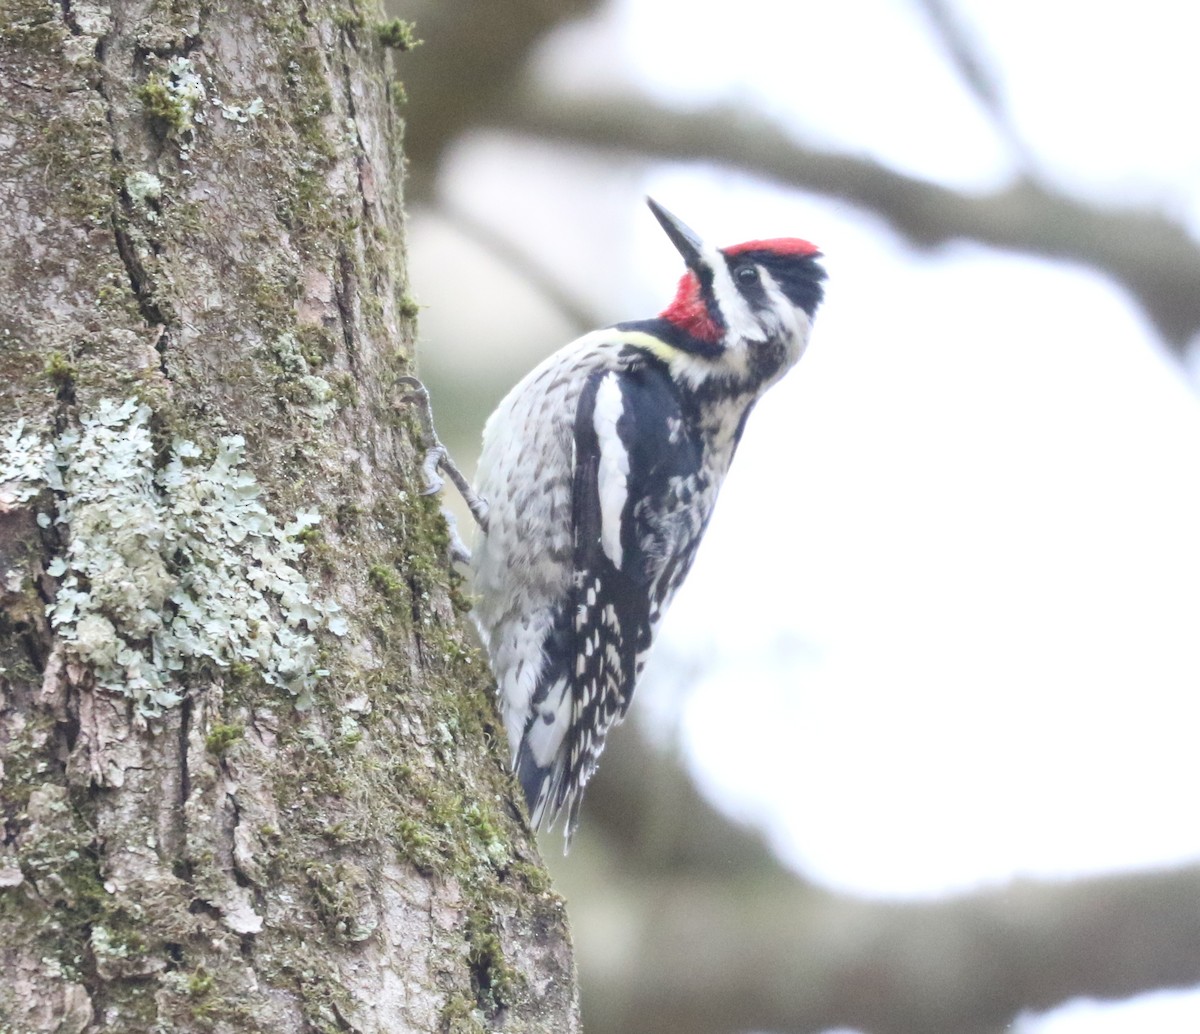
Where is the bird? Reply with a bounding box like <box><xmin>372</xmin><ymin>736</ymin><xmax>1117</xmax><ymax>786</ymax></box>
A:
<box><xmin>413</xmin><ymin>197</ymin><xmax>825</xmax><ymax>847</ymax></box>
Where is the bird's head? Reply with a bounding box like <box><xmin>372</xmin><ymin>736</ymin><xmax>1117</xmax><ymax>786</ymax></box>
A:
<box><xmin>648</xmin><ymin>197</ymin><xmax>826</xmax><ymax>390</ymax></box>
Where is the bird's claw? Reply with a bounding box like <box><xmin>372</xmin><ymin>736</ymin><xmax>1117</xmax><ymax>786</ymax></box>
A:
<box><xmin>420</xmin><ymin>445</ymin><xmax>448</xmax><ymax>497</ymax></box>
<box><xmin>442</xmin><ymin>508</ymin><xmax>472</xmax><ymax>565</ymax></box>
<box><xmin>398</xmin><ymin>375</ymin><xmax>490</xmax><ymax>534</ymax></box>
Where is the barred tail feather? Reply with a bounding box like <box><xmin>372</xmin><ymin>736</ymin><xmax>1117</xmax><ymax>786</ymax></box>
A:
<box><xmin>516</xmin><ymin>724</ymin><xmax>604</xmax><ymax>854</ymax></box>
<box><xmin>515</xmin><ymin>739</ymin><xmax>556</xmax><ymax>828</ymax></box>
<box><xmin>515</xmin><ymin>737</ymin><xmax>585</xmax><ymax>851</ymax></box>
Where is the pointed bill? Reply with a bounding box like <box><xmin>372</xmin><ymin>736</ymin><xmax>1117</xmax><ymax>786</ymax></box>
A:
<box><xmin>646</xmin><ymin>197</ymin><xmax>706</xmax><ymax>271</ymax></box>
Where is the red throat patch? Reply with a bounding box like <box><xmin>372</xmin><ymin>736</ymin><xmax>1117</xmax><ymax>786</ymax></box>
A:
<box><xmin>659</xmin><ymin>271</ymin><xmax>722</xmax><ymax>344</ymax></box>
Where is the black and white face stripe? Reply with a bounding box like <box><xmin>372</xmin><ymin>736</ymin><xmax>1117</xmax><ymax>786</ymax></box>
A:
<box><xmin>700</xmin><ymin>242</ymin><xmax>766</xmax><ymax>347</ymax></box>
<box><xmin>725</xmin><ymin>257</ymin><xmax>771</xmax><ymax>310</ymax></box>
<box><xmin>692</xmin><ymin>264</ymin><xmax>727</xmax><ymax>338</ymax></box>
<box><xmin>698</xmin><ymin>246</ymin><xmax>827</xmax><ymax>353</ymax></box>
<box><xmin>725</xmin><ymin>250</ymin><xmax>826</xmax><ymax>319</ymax></box>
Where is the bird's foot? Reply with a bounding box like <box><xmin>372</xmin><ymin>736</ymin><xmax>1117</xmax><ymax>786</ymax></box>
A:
<box><xmin>398</xmin><ymin>376</ymin><xmax>490</xmax><ymax>543</ymax></box>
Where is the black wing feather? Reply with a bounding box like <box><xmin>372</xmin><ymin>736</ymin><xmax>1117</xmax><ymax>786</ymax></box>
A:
<box><xmin>548</xmin><ymin>360</ymin><xmax>705</xmax><ymax>841</ymax></box>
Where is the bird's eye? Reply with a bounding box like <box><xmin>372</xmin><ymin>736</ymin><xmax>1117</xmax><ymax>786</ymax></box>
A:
<box><xmin>736</xmin><ymin>265</ymin><xmax>759</xmax><ymax>285</ymax></box>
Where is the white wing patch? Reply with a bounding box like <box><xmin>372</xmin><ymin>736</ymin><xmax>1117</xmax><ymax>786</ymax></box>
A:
<box><xmin>592</xmin><ymin>372</ymin><xmax>630</xmax><ymax>570</ymax></box>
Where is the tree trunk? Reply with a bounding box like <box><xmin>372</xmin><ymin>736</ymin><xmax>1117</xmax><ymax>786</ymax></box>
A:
<box><xmin>0</xmin><ymin>1</ymin><xmax>578</xmax><ymax>1031</ymax></box>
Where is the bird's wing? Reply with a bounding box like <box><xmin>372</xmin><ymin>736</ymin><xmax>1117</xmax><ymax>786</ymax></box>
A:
<box><xmin>539</xmin><ymin>360</ymin><xmax>704</xmax><ymax>841</ymax></box>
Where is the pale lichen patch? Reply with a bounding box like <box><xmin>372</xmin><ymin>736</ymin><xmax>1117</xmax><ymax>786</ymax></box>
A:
<box><xmin>125</xmin><ymin>171</ymin><xmax>162</xmax><ymax>222</ymax></box>
<box><xmin>1</xmin><ymin>399</ymin><xmax>347</xmax><ymax>715</ymax></box>
<box><xmin>271</xmin><ymin>332</ymin><xmax>338</xmax><ymax>423</ymax></box>
<box><xmin>166</xmin><ymin>57</ymin><xmax>207</xmax><ymax>122</ymax></box>
<box><xmin>0</xmin><ymin>418</ymin><xmax>55</xmax><ymax>503</ymax></box>
<box><xmin>213</xmin><ymin>95</ymin><xmax>266</xmax><ymax>124</ymax></box>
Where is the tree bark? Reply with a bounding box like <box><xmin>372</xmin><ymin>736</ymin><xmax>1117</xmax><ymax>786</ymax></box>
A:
<box><xmin>0</xmin><ymin>2</ymin><xmax>577</xmax><ymax>1031</ymax></box>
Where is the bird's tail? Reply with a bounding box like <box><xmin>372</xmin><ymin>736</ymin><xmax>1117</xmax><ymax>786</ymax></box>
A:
<box><xmin>515</xmin><ymin>738</ymin><xmax>583</xmax><ymax>853</ymax></box>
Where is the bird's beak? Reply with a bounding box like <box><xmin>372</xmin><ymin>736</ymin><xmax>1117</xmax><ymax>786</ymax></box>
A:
<box><xmin>646</xmin><ymin>197</ymin><xmax>706</xmax><ymax>272</ymax></box>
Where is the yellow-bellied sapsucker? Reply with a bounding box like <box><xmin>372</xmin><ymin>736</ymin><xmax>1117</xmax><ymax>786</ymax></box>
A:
<box><xmin>414</xmin><ymin>198</ymin><xmax>825</xmax><ymax>848</ymax></box>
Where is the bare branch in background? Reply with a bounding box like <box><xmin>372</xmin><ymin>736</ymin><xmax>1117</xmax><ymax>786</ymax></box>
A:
<box><xmin>498</xmin><ymin>88</ymin><xmax>1200</xmax><ymax>355</ymax></box>
<box><xmin>393</xmin><ymin>0</ymin><xmax>603</xmax><ymax>197</ymax></box>
<box><xmin>564</xmin><ymin>729</ymin><xmax>1200</xmax><ymax>1034</ymax></box>
<box><xmin>436</xmin><ymin>201</ymin><xmax>599</xmax><ymax>333</ymax></box>
<box><xmin>912</xmin><ymin>0</ymin><xmax>1034</xmax><ymax>166</ymax></box>
<box><xmin>394</xmin><ymin>0</ymin><xmax>1200</xmax><ymax>354</ymax></box>
<box><xmin>580</xmin><ymin>864</ymin><xmax>1200</xmax><ymax>1034</ymax></box>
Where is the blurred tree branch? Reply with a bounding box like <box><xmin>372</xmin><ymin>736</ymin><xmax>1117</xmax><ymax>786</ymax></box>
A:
<box><xmin>498</xmin><ymin>87</ymin><xmax>1200</xmax><ymax>354</ymax></box>
<box><xmin>580</xmin><ymin>862</ymin><xmax>1200</xmax><ymax>1034</ymax></box>
<box><xmin>561</xmin><ymin>728</ymin><xmax>1200</xmax><ymax>1034</ymax></box>
<box><xmin>394</xmin><ymin>0</ymin><xmax>603</xmax><ymax>197</ymax></box>
<box><xmin>911</xmin><ymin>0</ymin><xmax>1033</xmax><ymax>164</ymax></box>
<box><xmin>396</xmin><ymin>0</ymin><xmax>1200</xmax><ymax>352</ymax></box>
<box><xmin>436</xmin><ymin>200</ymin><xmax>599</xmax><ymax>331</ymax></box>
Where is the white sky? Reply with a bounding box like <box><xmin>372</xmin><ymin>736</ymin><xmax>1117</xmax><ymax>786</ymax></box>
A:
<box><xmin>416</xmin><ymin>1</ymin><xmax>1200</xmax><ymax>1030</ymax></box>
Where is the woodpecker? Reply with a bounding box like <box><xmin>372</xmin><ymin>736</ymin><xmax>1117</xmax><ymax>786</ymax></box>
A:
<box><xmin>420</xmin><ymin>198</ymin><xmax>825</xmax><ymax>847</ymax></box>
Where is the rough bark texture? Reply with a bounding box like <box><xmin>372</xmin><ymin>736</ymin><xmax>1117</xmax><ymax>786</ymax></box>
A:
<box><xmin>0</xmin><ymin>1</ymin><xmax>578</xmax><ymax>1031</ymax></box>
